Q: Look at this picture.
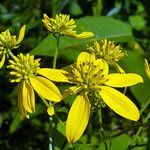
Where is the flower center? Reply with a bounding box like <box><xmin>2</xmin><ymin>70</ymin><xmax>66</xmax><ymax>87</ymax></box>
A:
<box><xmin>0</xmin><ymin>30</ymin><xmax>17</xmax><ymax>49</ymax></box>
<box><xmin>7</xmin><ymin>53</ymin><xmax>40</xmax><ymax>83</ymax></box>
<box><xmin>87</xmin><ymin>39</ymin><xmax>124</xmax><ymax>64</ymax></box>
<box><xmin>69</xmin><ymin>60</ymin><xmax>108</xmax><ymax>91</ymax></box>
<box><xmin>49</xmin><ymin>14</ymin><xmax>76</xmax><ymax>35</ymax></box>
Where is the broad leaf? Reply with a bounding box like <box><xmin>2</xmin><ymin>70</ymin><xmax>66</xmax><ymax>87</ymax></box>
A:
<box><xmin>30</xmin><ymin>16</ymin><xmax>132</xmax><ymax>61</ymax></box>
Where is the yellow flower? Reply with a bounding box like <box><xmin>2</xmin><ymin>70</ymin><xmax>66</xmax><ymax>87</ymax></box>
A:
<box><xmin>144</xmin><ymin>59</ymin><xmax>150</xmax><ymax>79</ymax></box>
<box><xmin>63</xmin><ymin>52</ymin><xmax>143</xmax><ymax>143</ymax></box>
<box><xmin>0</xmin><ymin>25</ymin><xmax>26</xmax><ymax>68</ymax></box>
<box><xmin>42</xmin><ymin>14</ymin><xmax>94</xmax><ymax>39</ymax></box>
<box><xmin>7</xmin><ymin>53</ymin><xmax>68</xmax><ymax>118</ymax></box>
<box><xmin>87</xmin><ymin>39</ymin><xmax>125</xmax><ymax>73</ymax></box>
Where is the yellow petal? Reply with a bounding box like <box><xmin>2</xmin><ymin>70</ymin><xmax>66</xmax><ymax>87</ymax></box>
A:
<box><xmin>0</xmin><ymin>54</ymin><xmax>5</xmax><ymax>68</ymax></box>
<box><xmin>17</xmin><ymin>82</ymin><xmax>29</xmax><ymax>118</ymax></box>
<box><xmin>43</xmin><ymin>13</ymin><xmax>50</xmax><ymax>20</ymax></box>
<box><xmin>37</xmin><ymin>68</ymin><xmax>70</xmax><ymax>82</ymax></box>
<box><xmin>29</xmin><ymin>76</ymin><xmax>62</xmax><ymax>102</ymax></box>
<box><xmin>47</xmin><ymin>105</ymin><xmax>55</xmax><ymax>116</ymax></box>
<box><xmin>66</xmin><ymin>93</ymin><xmax>90</xmax><ymax>143</ymax></box>
<box><xmin>105</xmin><ymin>73</ymin><xmax>143</xmax><ymax>87</ymax></box>
<box><xmin>94</xmin><ymin>59</ymin><xmax>109</xmax><ymax>75</ymax></box>
<box><xmin>77</xmin><ymin>52</ymin><xmax>95</xmax><ymax>65</ymax></box>
<box><xmin>99</xmin><ymin>86</ymin><xmax>140</xmax><ymax>121</ymax></box>
<box><xmin>16</xmin><ymin>25</ymin><xmax>26</xmax><ymax>45</ymax></box>
<box><xmin>72</xmin><ymin>32</ymin><xmax>94</xmax><ymax>39</ymax></box>
<box><xmin>144</xmin><ymin>59</ymin><xmax>150</xmax><ymax>78</ymax></box>
<box><xmin>22</xmin><ymin>80</ymin><xmax>35</xmax><ymax>113</ymax></box>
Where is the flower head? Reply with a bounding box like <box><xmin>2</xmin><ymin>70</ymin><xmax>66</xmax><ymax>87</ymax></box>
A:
<box><xmin>0</xmin><ymin>25</ymin><xmax>25</xmax><ymax>50</ymax></box>
<box><xmin>144</xmin><ymin>59</ymin><xmax>150</xmax><ymax>79</ymax></box>
<box><xmin>63</xmin><ymin>52</ymin><xmax>143</xmax><ymax>143</ymax></box>
<box><xmin>7</xmin><ymin>53</ymin><xmax>67</xmax><ymax>118</ymax></box>
<box><xmin>42</xmin><ymin>14</ymin><xmax>94</xmax><ymax>39</ymax></box>
<box><xmin>87</xmin><ymin>39</ymin><xmax>125</xmax><ymax>73</ymax></box>
<box><xmin>0</xmin><ymin>25</ymin><xmax>26</xmax><ymax>68</ymax></box>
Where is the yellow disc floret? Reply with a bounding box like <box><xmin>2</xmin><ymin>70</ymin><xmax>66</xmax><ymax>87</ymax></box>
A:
<box><xmin>7</xmin><ymin>53</ymin><xmax>40</xmax><ymax>83</ymax></box>
<box><xmin>0</xmin><ymin>25</ymin><xmax>25</xmax><ymax>50</ymax></box>
<box><xmin>0</xmin><ymin>30</ymin><xmax>17</xmax><ymax>49</ymax></box>
<box><xmin>87</xmin><ymin>39</ymin><xmax>124</xmax><ymax>64</ymax></box>
<box><xmin>42</xmin><ymin>14</ymin><xmax>76</xmax><ymax>36</ymax></box>
<box><xmin>42</xmin><ymin>14</ymin><xmax>94</xmax><ymax>39</ymax></box>
<box><xmin>67</xmin><ymin>52</ymin><xmax>109</xmax><ymax>92</ymax></box>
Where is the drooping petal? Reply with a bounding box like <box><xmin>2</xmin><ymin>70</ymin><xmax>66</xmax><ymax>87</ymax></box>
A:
<box><xmin>99</xmin><ymin>86</ymin><xmax>140</xmax><ymax>121</ymax></box>
<box><xmin>37</xmin><ymin>68</ymin><xmax>70</xmax><ymax>82</ymax></box>
<box><xmin>66</xmin><ymin>93</ymin><xmax>90</xmax><ymax>143</ymax></box>
<box><xmin>29</xmin><ymin>76</ymin><xmax>62</xmax><ymax>102</ymax></box>
<box><xmin>22</xmin><ymin>80</ymin><xmax>35</xmax><ymax>113</ymax></box>
<box><xmin>71</xmin><ymin>32</ymin><xmax>94</xmax><ymax>39</ymax></box>
<box><xmin>25</xmin><ymin>80</ymin><xmax>35</xmax><ymax>112</ymax></box>
<box><xmin>17</xmin><ymin>82</ymin><xmax>29</xmax><ymax>118</ymax></box>
<box><xmin>16</xmin><ymin>25</ymin><xmax>26</xmax><ymax>45</ymax></box>
<box><xmin>0</xmin><ymin>54</ymin><xmax>5</xmax><ymax>68</ymax></box>
<box><xmin>105</xmin><ymin>73</ymin><xmax>143</xmax><ymax>87</ymax></box>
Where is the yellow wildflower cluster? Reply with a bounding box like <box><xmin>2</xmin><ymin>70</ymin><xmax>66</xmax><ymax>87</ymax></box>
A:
<box><xmin>7</xmin><ymin>53</ymin><xmax>68</xmax><ymax>118</ymax></box>
<box><xmin>62</xmin><ymin>52</ymin><xmax>143</xmax><ymax>143</ymax></box>
<box><xmin>87</xmin><ymin>39</ymin><xmax>125</xmax><ymax>73</ymax></box>
<box><xmin>0</xmin><ymin>25</ymin><xmax>25</xmax><ymax>68</ymax></box>
<box><xmin>42</xmin><ymin>13</ymin><xmax>94</xmax><ymax>39</ymax></box>
<box><xmin>0</xmin><ymin>13</ymin><xmax>146</xmax><ymax>145</ymax></box>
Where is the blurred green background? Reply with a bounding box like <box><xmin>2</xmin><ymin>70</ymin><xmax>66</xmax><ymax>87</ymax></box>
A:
<box><xmin>0</xmin><ymin>0</ymin><xmax>150</xmax><ymax>150</ymax></box>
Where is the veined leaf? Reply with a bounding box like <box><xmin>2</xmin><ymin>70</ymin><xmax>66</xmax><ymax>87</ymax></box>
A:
<box><xmin>30</xmin><ymin>16</ymin><xmax>132</xmax><ymax>61</ymax></box>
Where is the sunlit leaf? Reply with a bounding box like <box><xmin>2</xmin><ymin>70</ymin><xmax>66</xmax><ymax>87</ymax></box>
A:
<box><xmin>30</xmin><ymin>17</ymin><xmax>132</xmax><ymax>61</ymax></box>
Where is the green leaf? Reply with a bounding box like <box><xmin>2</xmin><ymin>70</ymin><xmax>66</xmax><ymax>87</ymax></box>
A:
<box><xmin>99</xmin><ymin>134</ymin><xmax>130</xmax><ymax>150</ymax></box>
<box><xmin>30</xmin><ymin>16</ymin><xmax>132</xmax><ymax>61</ymax></box>
<box><xmin>111</xmin><ymin>134</ymin><xmax>130</xmax><ymax>150</ymax></box>
<box><xmin>120</xmin><ymin>51</ymin><xmax>150</xmax><ymax>103</ymax></box>
<box><xmin>9</xmin><ymin>113</ymin><xmax>22</xmax><ymax>134</ymax></box>
<box><xmin>69</xmin><ymin>0</ymin><xmax>83</xmax><ymax>16</ymax></box>
<box><xmin>129</xmin><ymin>15</ymin><xmax>146</xmax><ymax>31</ymax></box>
<box><xmin>52</xmin><ymin>123</ymin><xmax>66</xmax><ymax>149</ymax></box>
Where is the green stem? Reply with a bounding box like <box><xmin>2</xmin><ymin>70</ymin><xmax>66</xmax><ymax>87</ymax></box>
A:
<box><xmin>40</xmin><ymin>96</ymin><xmax>49</xmax><ymax>107</ymax></box>
<box><xmin>7</xmin><ymin>49</ymin><xmax>15</xmax><ymax>59</ymax></box>
<box><xmin>123</xmin><ymin>87</ymin><xmax>127</xmax><ymax>95</ymax></box>
<box><xmin>128</xmin><ymin>100</ymin><xmax>150</xmax><ymax>147</ymax></box>
<box><xmin>98</xmin><ymin>109</ymin><xmax>108</xmax><ymax>150</ymax></box>
<box><xmin>110</xmin><ymin>122</ymin><xmax>150</xmax><ymax>140</ymax></box>
<box><xmin>49</xmin><ymin>35</ymin><xmax>60</xmax><ymax>150</ymax></box>
<box><xmin>140</xmin><ymin>99</ymin><xmax>150</xmax><ymax>115</ymax></box>
<box><xmin>53</xmin><ymin>35</ymin><xmax>60</xmax><ymax>69</ymax></box>
<box><xmin>129</xmin><ymin>112</ymin><xmax>150</xmax><ymax>146</ymax></box>
<box><xmin>94</xmin><ymin>0</ymin><xmax>102</xmax><ymax>16</ymax></box>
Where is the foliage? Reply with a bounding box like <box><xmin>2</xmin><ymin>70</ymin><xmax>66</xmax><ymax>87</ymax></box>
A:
<box><xmin>0</xmin><ymin>0</ymin><xmax>150</xmax><ymax>150</ymax></box>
